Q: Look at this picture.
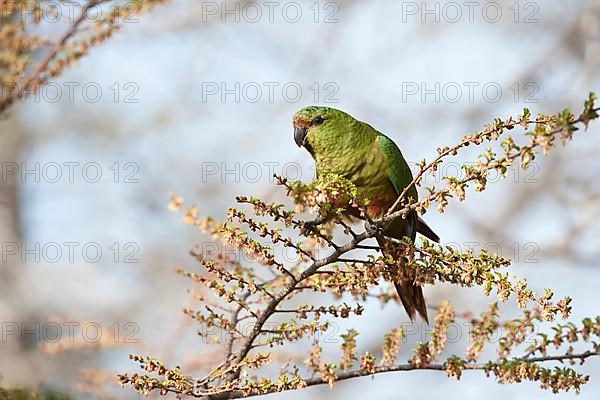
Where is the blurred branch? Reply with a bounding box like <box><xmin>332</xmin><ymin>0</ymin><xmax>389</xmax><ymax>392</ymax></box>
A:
<box><xmin>0</xmin><ymin>0</ymin><xmax>168</xmax><ymax>116</ymax></box>
<box><xmin>0</xmin><ymin>0</ymin><xmax>109</xmax><ymax>113</ymax></box>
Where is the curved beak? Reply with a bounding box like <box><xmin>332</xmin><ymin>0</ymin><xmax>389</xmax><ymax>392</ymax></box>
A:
<box><xmin>294</xmin><ymin>126</ymin><xmax>307</xmax><ymax>147</ymax></box>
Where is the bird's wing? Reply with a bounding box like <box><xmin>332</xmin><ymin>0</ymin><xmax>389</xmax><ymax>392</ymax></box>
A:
<box><xmin>375</xmin><ymin>134</ymin><xmax>417</xmax><ymax>203</ymax></box>
<box><xmin>376</xmin><ymin>134</ymin><xmax>440</xmax><ymax>243</ymax></box>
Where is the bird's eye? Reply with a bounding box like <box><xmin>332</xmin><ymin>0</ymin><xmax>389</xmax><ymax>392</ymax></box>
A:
<box><xmin>312</xmin><ymin>116</ymin><xmax>325</xmax><ymax>125</ymax></box>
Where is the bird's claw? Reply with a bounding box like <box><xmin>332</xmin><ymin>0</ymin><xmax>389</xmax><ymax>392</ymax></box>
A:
<box><xmin>301</xmin><ymin>219</ymin><xmax>321</xmax><ymax>234</ymax></box>
<box><xmin>365</xmin><ymin>220</ymin><xmax>384</xmax><ymax>237</ymax></box>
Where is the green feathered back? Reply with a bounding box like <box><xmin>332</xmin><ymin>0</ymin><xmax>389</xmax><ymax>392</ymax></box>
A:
<box><xmin>295</xmin><ymin>106</ymin><xmax>417</xmax><ymax>217</ymax></box>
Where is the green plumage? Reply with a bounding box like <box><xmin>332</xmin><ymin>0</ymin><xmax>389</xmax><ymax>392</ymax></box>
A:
<box><xmin>293</xmin><ymin>106</ymin><xmax>439</xmax><ymax>322</ymax></box>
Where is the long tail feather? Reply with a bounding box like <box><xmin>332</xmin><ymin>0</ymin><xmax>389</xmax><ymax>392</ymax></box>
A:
<box><xmin>376</xmin><ymin>212</ymin><xmax>436</xmax><ymax>323</ymax></box>
<box><xmin>394</xmin><ymin>279</ymin><xmax>429</xmax><ymax>324</ymax></box>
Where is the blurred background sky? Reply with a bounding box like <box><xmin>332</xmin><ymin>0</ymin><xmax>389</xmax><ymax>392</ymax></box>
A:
<box><xmin>1</xmin><ymin>0</ymin><xmax>600</xmax><ymax>398</ymax></box>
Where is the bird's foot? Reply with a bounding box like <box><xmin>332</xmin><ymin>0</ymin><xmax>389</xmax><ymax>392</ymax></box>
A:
<box><xmin>300</xmin><ymin>218</ymin><xmax>322</xmax><ymax>235</ymax></box>
<box><xmin>365</xmin><ymin>220</ymin><xmax>384</xmax><ymax>237</ymax></box>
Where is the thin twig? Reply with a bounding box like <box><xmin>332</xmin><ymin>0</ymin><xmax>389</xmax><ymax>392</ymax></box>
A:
<box><xmin>0</xmin><ymin>0</ymin><xmax>111</xmax><ymax>113</ymax></box>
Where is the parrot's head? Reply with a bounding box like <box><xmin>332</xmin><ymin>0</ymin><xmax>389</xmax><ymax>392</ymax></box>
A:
<box><xmin>292</xmin><ymin>106</ymin><xmax>356</xmax><ymax>155</ymax></box>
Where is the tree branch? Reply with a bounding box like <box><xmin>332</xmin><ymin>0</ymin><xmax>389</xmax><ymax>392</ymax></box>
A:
<box><xmin>0</xmin><ymin>0</ymin><xmax>112</xmax><ymax>113</ymax></box>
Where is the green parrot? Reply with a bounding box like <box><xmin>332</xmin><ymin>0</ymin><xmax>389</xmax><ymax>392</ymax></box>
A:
<box><xmin>293</xmin><ymin>106</ymin><xmax>439</xmax><ymax>322</ymax></box>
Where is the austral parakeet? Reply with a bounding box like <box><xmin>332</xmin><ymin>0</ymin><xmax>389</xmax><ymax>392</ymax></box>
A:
<box><xmin>293</xmin><ymin>106</ymin><xmax>439</xmax><ymax>322</ymax></box>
